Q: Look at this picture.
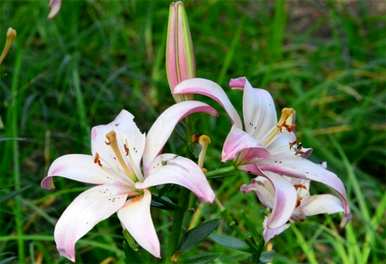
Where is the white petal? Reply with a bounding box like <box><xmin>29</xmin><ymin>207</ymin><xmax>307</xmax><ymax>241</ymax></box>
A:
<box><xmin>298</xmin><ymin>194</ymin><xmax>344</xmax><ymax>217</ymax></box>
<box><xmin>143</xmin><ymin>101</ymin><xmax>217</xmax><ymax>170</ymax></box>
<box><xmin>263</xmin><ymin>172</ymin><xmax>297</xmax><ymax>229</ymax></box>
<box><xmin>240</xmin><ymin>176</ymin><xmax>274</xmax><ymax>209</ymax></box>
<box><xmin>136</xmin><ymin>154</ymin><xmax>215</xmax><ymax>203</ymax></box>
<box><xmin>173</xmin><ymin>78</ymin><xmax>242</xmax><ymax>128</ymax></box>
<box><xmin>222</xmin><ymin>125</ymin><xmax>268</xmax><ymax>162</ymax></box>
<box><xmin>117</xmin><ymin>189</ymin><xmax>160</xmax><ymax>258</ymax></box>
<box><xmin>91</xmin><ymin>110</ymin><xmax>145</xmax><ymax>180</ymax></box>
<box><xmin>258</xmin><ymin>156</ymin><xmax>350</xmax><ymax>218</ymax></box>
<box><xmin>54</xmin><ymin>184</ymin><xmax>129</xmax><ymax>262</ymax></box>
<box><xmin>41</xmin><ymin>154</ymin><xmax>124</xmax><ymax>189</ymax></box>
<box><xmin>263</xmin><ymin>216</ymin><xmax>290</xmax><ymax>242</ymax></box>
<box><xmin>240</xmin><ymin>78</ymin><xmax>277</xmax><ymax>140</ymax></box>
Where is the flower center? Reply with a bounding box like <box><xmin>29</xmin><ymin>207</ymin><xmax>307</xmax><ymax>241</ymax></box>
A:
<box><xmin>105</xmin><ymin>131</ymin><xmax>137</xmax><ymax>182</ymax></box>
<box><xmin>262</xmin><ymin>107</ymin><xmax>296</xmax><ymax>146</ymax></box>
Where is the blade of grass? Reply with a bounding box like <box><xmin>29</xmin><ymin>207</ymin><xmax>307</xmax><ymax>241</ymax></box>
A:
<box><xmin>291</xmin><ymin>225</ymin><xmax>318</xmax><ymax>264</ymax></box>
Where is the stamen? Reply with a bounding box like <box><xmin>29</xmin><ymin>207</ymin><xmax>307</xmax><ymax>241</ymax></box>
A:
<box><xmin>105</xmin><ymin>131</ymin><xmax>137</xmax><ymax>181</ymax></box>
<box><xmin>198</xmin><ymin>135</ymin><xmax>211</xmax><ymax>169</ymax></box>
<box><xmin>0</xmin><ymin>28</ymin><xmax>17</xmax><ymax>65</ymax></box>
<box><xmin>262</xmin><ymin>108</ymin><xmax>296</xmax><ymax>146</ymax></box>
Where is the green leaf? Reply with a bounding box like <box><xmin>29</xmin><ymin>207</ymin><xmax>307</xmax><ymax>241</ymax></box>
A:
<box><xmin>209</xmin><ymin>233</ymin><xmax>249</xmax><ymax>251</ymax></box>
<box><xmin>182</xmin><ymin>253</ymin><xmax>219</xmax><ymax>264</ymax></box>
<box><xmin>259</xmin><ymin>250</ymin><xmax>276</xmax><ymax>263</ymax></box>
<box><xmin>123</xmin><ymin>229</ymin><xmax>139</xmax><ymax>252</ymax></box>
<box><xmin>151</xmin><ymin>195</ymin><xmax>178</xmax><ymax>210</ymax></box>
<box><xmin>178</xmin><ymin>219</ymin><xmax>219</xmax><ymax>252</ymax></box>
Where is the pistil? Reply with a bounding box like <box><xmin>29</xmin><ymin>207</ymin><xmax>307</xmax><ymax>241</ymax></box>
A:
<box><xmin>105</xmin><ymin>131</ymin><xmax>137</xmax><ymax>182</ymax></box>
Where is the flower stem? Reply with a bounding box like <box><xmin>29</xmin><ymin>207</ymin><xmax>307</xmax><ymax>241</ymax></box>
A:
<box><xmin>206</xmin><ymin>165</ymin><xmax>236</xmax><ymax>178</ymax></box>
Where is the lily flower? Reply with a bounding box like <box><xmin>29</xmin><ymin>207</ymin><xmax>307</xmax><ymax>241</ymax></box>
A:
<box><xmin>241</xmin><ymin>172</ymin><xmax>344</xmax><ymax>241</ymax></box>
<box><xmin>173</xmin><ymin>77</ymin><xmax>351</xmax><ymax>241</ymax></box>
<box><xmin>166</xmin><ymin>1</ymin><xmax>195</xmax><ymax>101</ymax></box>
<box><xmin>41</xmin><ymin>101</ymin><xmax>217</xmax><ymax>261</ymax></box>
<box><xmin>48</xmin><ymin>0</ymin><xmax>62</xmax><ymax>19</ymax></box>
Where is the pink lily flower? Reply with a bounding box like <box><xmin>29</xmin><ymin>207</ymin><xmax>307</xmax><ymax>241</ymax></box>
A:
<box><xmin>173</xmin><ymin>77</ymin><xmax>351</xmax><ymax>241</ymax></box>
<box><xmin>41</xmin><ymin>101</ymin><xmax>217</xmax><ymax>262</ymax></box>
<box><xmin>166</xmin><ymin>1</ymin><xmax>196</xmax><ymax>102</ymax></box>
<box><xmin>241</xmin><ymin>172</ymin><xmax>344</xmax><ymax>241</ymax></box>
<box><xmin>48</xmin><ymin>0</ymin><xmax>62</xmax><ymax>19</ymax></box>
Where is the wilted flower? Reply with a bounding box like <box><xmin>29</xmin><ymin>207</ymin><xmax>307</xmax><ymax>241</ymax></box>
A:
<box><xmin>41</xmin><ymin>101</ymin><xmax>217</xmax><ymax>261</ymax></box>
<box><xmin>166</xmin><ymin>1</ymin><xmax>195</xmax><ymax>101</ymax></box>
<box><xmin>173</xmin><ymin>77</ymin><xmax>351</xmax><ymax>241</ymax></box>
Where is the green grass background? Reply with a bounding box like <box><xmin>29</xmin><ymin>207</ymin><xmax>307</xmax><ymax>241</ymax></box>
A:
<box><xmin>0</xmin><ymin>0</ymin><xmax>385</xmax><ymax>263</ymax></box>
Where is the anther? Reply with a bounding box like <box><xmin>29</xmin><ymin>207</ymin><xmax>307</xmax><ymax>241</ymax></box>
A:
<box><xmin>0</xmin><ymin>28</ymin><xmax>17</xmax><ymax>65</ymax></box>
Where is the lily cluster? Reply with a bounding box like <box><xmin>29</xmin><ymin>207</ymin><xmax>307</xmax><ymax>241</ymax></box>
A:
<box><xmin>43</xmin><ymin>1</ymin><xmax>350</xmax><ymax>262</ymax></box>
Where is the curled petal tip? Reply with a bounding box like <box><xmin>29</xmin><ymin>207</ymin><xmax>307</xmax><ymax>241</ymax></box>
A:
<box><xmin>48</xmin><ymin>0</ymin><xmax>62</xmax><ymax>19</ymax></box>
<box><xmin>229</xmin><ymin>77</ymin><xmax>246</xmax><ymax>90</ymax></box>
<box><xmin>40</xmin><ymin>178</ymin><xmax>55</xmax><ymax>190</ymax></box>
<box><xmin>57</xmin><ymin>247</ymin><xmax>75</xmax><ymax>262</ymax></box>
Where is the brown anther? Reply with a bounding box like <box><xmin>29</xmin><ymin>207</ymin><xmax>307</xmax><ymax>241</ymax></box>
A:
<box><xmin>191</xmin><ymin>134</ymin><xmax>200</xmax><ymax>143</ymax></box>
<box><xmin>198</xmin><ymin>135</ymin><xmax>211</xmax><ymax>145</ymax></box>
<box><xmin>277</xmin><ymin>107</ymin><xmax>296</xmax><ymax>132</ymax></box>
<box><xmin>294</xmin><ymin>184</ymin><xmax>306</xmax><ymax>190</ymax></box>
<box><xmin>94</xmin><ymin>153</ymin><xmax>102</xmax><ymax>167</ymax></box>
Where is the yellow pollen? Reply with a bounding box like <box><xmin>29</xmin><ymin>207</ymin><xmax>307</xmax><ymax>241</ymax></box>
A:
<box><xmin>262</xmin><ymin>107</ymin><xmax>296</xmax><ymax>146</ymax></box>
<box><xmin>105</xmin><ymin>131</ymin><xmax>136</xmax><ymax>181</ymax></box>
<box><xmin>197</xmin><ymin>134</ymin><xmax>211</xmax><ymax>168</ymax></box>
<box><xmin>0</xmin><ymin>27</ymin><xmax>17</xmax><ymax>65</ymax></box>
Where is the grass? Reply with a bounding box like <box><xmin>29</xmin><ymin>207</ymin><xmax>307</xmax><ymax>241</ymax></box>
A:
<box><xmin>1</xmin><ymin>0</ymin><xmax>385</xmax><ymax>263</ymax></box>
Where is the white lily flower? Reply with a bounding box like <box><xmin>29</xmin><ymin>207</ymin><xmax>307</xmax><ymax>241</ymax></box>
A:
<box><xmin>173</xmin><ymin>77</ymin><xmax>350</xmax><ymax>242</ymax></box>
<box><xmin>41</xmin><ymin>101</ymin><xmax>217</xmax><ymax>262</ymax></box>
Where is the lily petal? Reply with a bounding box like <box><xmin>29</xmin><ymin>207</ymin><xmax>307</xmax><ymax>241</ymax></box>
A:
<box><xmin>41</xmin><ymin>154</ymin><xmax>124</xmax><ymax>189</ymax></box>
<box><xmin>230</xmin><ymin>77</ymin><xmax>277</xmax><ymax>140</ymax></box>
<box><xmin>48</xmin><ymin>0</ymin><xmax>62</xmax><ymax>19</ymax></box>
<box><xmin>136</xmin><ymin>154</ymin><xmax>215</xmax><ymax>203</ymax></box>
<box><xmin>54</xmin><ymin>184</ymin><xmax>128</xmax><ymax>262</ymax></box>
<box><xmin>222</xmin><ymin>125</ymin><xmax>269</xmax><ymax>163</ymax></box>
<box><xmin>241</xmin><ymin>176</ymin><xmax>274</xmax><ymax>209</ymax></box>
<box><xmin>91</xmin><ymin>109</ymin><xmax>146</xmax><ymax>180</ymax></box>
<box><xmin>117</xmin><ymin>189</ymin><xmax>160</xmax><ymax>258</ymax></box>
<box><xmin>174</xmin><ymin>78</ymin><xmax>242</xmax><ymax>128</ymax></box>
<box><xmin>143</xmin><ymin>101</ymin><xmax>217</xmax><ymax>170</ymax></box>
<box><xmin>258</xmin><ymin>157</ymin><xmax>350</xmax><ymax>218</ymax></box>
<box><xmin>262</xmin><ymin>172</ymin><xmax>297</xmax><ymax>229</ymax></box>
<box><xmin>263</xmin><ymin>217</ymin><xmax>290</xmax><ymax>243</ymax></box>
<box><xmin>297</xmin><ymin>194</ymin><xmax>344</xmax><ymax>217</ymax></box>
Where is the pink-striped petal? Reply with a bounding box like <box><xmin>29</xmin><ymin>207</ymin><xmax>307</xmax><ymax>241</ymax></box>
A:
<box><xmin>222</xmin><ymin>125</ymin><xmax>269</xmax><ymax>163</ymax></box>
<box><xmin>54</xmin><ymin>184</ymin><xmax>128</xmax><ymax>262</ymax></box>
<box><xmin>296</xmin><ymin>194</ymin><xmax>344</xmax><ymax>218</ymax></box>
<box><xmin>173</xmin><ymin>78</ymin><xmax>242</xmax><ymax>128</ymax></box>
<box><xmin>240</xmin><ymin>176</ymin><xmax>274</xmax><ymax>209</ymax></box>
<box><xmin>263</xmin><ymin>172</ymin><xmax>297</xmax><ymax>229</ymax></box>
<box><xmin>117</xmin><ymin>189</ymin><xmax>160</xmax><ymax>258</ymax></box>
<box><xmin>41</xmin><ymin>154</ymin><xmax>124</xmax><ymax>189</ymax></box>
<box><xmin>136</xmin><ymin>154</ymin><xmax>215</xmax><ymax>203</ymax></box>
<box><xmin>143</xmin><ymin>101</ymin><xmax>217</xmax><ymax>170</ymax></box>
<box><xmin>258</xmin><ymin>157</ymin><xmax>351</xmax><ymax>219</ymax></box>
<box><xmin>229</xmin><ymin>77</ymin><xmax>277</xmax><ymax>140</ymax></box>
<box><xmin>48</xmin><ymin>0</ymin><xmax>62</xmax><ymax>19</ymax></box>
<box><xmin>263</xmin><ymin>217</ymin><xmax>290</xmax><ymax>243</ymax></box>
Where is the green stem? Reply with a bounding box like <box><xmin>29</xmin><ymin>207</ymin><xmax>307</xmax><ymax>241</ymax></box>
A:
<box><xmin>206</xmin><ymin>165</ymin><xmax>236</xmax><ymax>178</ymax></box>
<box><xmin>11</xmin><ymin>52</ymin><xmax>24</xmax><ymax>264</ymax></box>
